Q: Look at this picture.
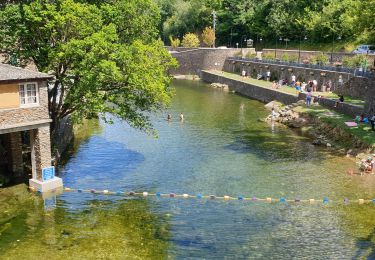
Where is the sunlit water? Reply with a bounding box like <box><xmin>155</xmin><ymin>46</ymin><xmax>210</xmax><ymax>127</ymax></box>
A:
<box><xmin>1</xmin><ymin>80</ymin><xmax>374</xmax><ymax>259</ymax></box>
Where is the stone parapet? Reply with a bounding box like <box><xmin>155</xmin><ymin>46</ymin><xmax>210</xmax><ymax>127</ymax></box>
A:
<box><xmin>201</xmin><ymin>71</ymin><xmax>299</xmax><ymax>105</ymax></box>
<box><xmin>224</xmin><ymin>59</ymin><xmax>371</xmax><ymax>100</ymax></box>
<box><xmin>262</xmin><ymin>49</ymin><xmax>375</xmax><ymax>65</ymax></box>
<box><xmin>201</xmin><ymin>71</ymin><xmax>364</xmax><ymax>117</ymax></box>
<box><xmin>167</xmin><ymin>47</ymin><xmax>254</xmax><ymax>75</ymax></box>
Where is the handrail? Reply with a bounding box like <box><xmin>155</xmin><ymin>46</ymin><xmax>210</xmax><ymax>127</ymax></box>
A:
<box><xmin>228</xmin><ymin>57</ymin><xmax>374</xmax><ymax>78</ymax></box>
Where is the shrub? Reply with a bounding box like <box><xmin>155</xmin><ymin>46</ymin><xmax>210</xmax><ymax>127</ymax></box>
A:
<box><xmin>169</xmin><ymin>36</ymin><xmax>180</xmax><ymax>48</ymax></box>
<box><xmin>342</xmin><ymin>55</ymin><xmax>370</xmax><ymax>69</ymax></box>
<box><xmin>309</xmin><ymin>53</ymin><xmax>329</xmax><ymax>65</ymax></box>
<box><xmin>246</xmin><ymin>52</ymin><xmax>257</xmax><ymax>59</ymax></box>
<box><xmin>281</xmin><ymin>53</ymin><xmax>289</xmax><ymax>62</ymax></box>
<box><xmin>289</xmin><ymin>55</ymin><xmax>299</xmax><ymax>63</ymax></box>
<box><xmin>262</xmin><ymin>52</ymin><xmax>275</xmax><ymax>60</ymax></box>
<box><xmin>182</xmin><ymin>33</ymin><xmax>200</xmax><ymax>47</ymax></box>
<box><xmin>234</xmin><ymin>51</ymin><xmax>242</xmax><ymax>57</ymax></box>
<box><xmin>201</xmin><ymin>27</ymin><xmax>215</xmax><ymax>47</ymax></box>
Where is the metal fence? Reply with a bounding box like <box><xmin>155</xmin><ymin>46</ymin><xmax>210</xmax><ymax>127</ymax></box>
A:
<box><xmin>228</xmin><ymin>57</ymin><xmax>374</xmax><ymax>78</ymax></box>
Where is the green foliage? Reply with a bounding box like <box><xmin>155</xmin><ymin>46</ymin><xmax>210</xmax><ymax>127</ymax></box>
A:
<box><xmin>289</xmin><ymin>55</ymin><xmax>298</xmax><ymax>63</ymax></box>
<box><xmin>342</xmin><ymin>55</ymin><xmax>370</xmax><ymax>69</ymax></box>
<box><xmin>233</xmin><ymin>51</ymin><xmax>242</xmax><ymax>57</ymax></box>
<box><xmin>262</xmin><ymin>52</ymin><xmax>275</xmax><ymax>60</ymax></box>
<box><xmin>245</xmin><ymin>52</ymin><xmax>257</xmax><ymax>59</ymax></box>
<box><xmin>169</xmin><ymin>36</ymin><xmax>180</xmax><ymax>47</ymax></box>
<box><xmin>0</xmin><ymin>0</ymin><xmax>177</xmax><ymax>134</ymax></box>
<box><xmin>201</xmin><ymin>26</ymin><xmax>215</xmax><ymax>47</ymax></box>
<box><xmin>181</xmin><ymin>32</ymin><xmax>200</xmax><ymax>47</ymax></box>
<box><xmin>281</xmin><ymin>53</ymin><xmax>289</xmax><ymax>62</ymax></box>
<box><xmin>155</xmin><ymin>0</ymin><xmax>375</xmax><ymax>47</ymax></box>
<box><xmin>309</xmin><ymin>53</ymin><xmax>329</xmax><ymax>65</ymax></box>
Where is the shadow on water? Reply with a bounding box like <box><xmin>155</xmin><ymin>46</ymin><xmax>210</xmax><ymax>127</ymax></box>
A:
<box><xmin>60</xmin><ymin>135</ymin><xmax>145</xmax><ymax>193</ymax></box>
<box><xmin>225</xmin><ymin>128</ymin><xmax>322</xmax><ymax>162</ymax></box>
<box><xmin>353</xmin><ymin>227</ymin><xmax>375</xmax><ymax>259</ymax></box>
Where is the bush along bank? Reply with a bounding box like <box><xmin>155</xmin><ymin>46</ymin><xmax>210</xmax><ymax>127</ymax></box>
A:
<box><xmin>264</xmin><ymin>100</ymin><xmax>375</xmax><ymax>156</ymax></box>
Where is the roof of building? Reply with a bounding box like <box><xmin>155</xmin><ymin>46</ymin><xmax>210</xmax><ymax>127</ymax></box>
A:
<box><xmin>0</xmin><ymin>63</ymin><xmax>53</xmax><ymax>83</ymax></box>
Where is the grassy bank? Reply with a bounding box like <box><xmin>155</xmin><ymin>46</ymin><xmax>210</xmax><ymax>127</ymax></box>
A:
<box><xmin>206</xmin><ymin>70</ymin><xmax>373</xmax><ymax>150</ymax></box>
<box><xmin>294</xmin><ymin>105</ymin><xmax>375</xmax><ymax>149</ymax></box>
<box><xmin>209</xmin><ymin>70</ymin><xmax>365</xmax><ymax>107</ymax></box>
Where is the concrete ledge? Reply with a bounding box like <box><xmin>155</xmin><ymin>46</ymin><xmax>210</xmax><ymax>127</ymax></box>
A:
<box><xmin>29</xmin><ymin>177</ymin><xmax>63</xmax><ymax>192</ymax></box>
<box><xmin>0</xmin><ymin>119</ymin><xmax>52</xmax><ymax>134</ymax></box>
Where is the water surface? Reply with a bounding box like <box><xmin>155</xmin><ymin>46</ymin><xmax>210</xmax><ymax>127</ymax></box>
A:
<box><xmin>1</xmin><ymin>80</ymin><xmax>374</xmax><ymax>259</ymax></box>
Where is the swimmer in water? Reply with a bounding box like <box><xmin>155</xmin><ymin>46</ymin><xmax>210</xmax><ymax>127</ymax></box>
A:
<box><xmin>180</xmin><ymin>113</ymin><xmax>184</xmax><ymax>121</ymax></box>
<box><xmin>167</xmin><ymin>114</ymin><xmax>172</xmax><ymax>121</ymax></box>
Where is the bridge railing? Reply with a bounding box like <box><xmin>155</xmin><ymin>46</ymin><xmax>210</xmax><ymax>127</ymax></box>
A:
<box><xmin>228</xmin><ymin>57</ymin><xmax>374</xmax><ymax>78</ymax></box>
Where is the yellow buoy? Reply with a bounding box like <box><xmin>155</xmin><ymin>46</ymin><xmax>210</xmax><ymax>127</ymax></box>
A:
<box><xmin>224</xmin><ymin>195</ymin><xmax>230</xmax><ymax>200</ymax></box>
<box><xmin>103</xmin><ymin>190</ymin><xmax>109</xmax><ymax>194</ymax></box>
<box><xmin>143</xmin><ymin>192</ymin><xmax>148</xmax><ymax>197</ymax></box>
<box><xmin>358</xmin><ymin>199</ymin><xmax>364</xmax><ymax>204</ymax></box>
<box><xmin>183</xmin><ymin>194</ymin><xmax>189</xmax><ymax>198</ymax></box>
<box><xmin>309</xmin><ymin>199</ymin><xmax>315</xmax><ymax>204</ymax></box>
<box><xmin>266</xmin><ymin>197</ymin><xmax>272</xmax><ymax>202</ymax></box>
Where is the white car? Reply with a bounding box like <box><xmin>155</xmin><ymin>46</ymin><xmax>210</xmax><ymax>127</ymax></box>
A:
<box><xmin>352</xmin><ymin>45</ymin><xmax>375</xmax><ymax>54</ymax></box>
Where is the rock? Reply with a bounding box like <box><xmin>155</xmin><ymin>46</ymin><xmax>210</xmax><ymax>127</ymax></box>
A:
<box><xmin>312</xmin><ymin>139</ymin><xmax>322</xmax><ymax>145</ymax></box>
<box><xmin>297</xmin><ymin>100</ymin><xmax>305</xmax><ymax>105</ymax></box>
<box><xmin>264</xmin><ymin>101</ymin><xmax>283</xmax><ymax>112</ymax></box>
<box><xmin>326</xmin><ymin>143</ymin><xmax>332</xmax><ymax>147</ymax></box>
<box><xmin>210</xmin><ymin>83</ymin><xmax>229</xmax><ymax>89</ymax></box>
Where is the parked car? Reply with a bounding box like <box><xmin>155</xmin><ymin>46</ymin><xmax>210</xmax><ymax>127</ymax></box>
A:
<box><xmin>352</xmin><ymin>45</ymin><xmax>375</xmax><ymax>54</ymax></box>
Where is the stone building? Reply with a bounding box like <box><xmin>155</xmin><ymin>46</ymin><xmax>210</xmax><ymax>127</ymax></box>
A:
<box><xmin>0</xmin><ymin>63</ymin><xmax>62</xmax><ymax>191</ymax></box>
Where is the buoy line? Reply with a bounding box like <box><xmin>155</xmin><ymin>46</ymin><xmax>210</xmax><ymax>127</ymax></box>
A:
<box><xmin>29</xmin><ymin>187</ymin><xmax>375</xmax><ymax>205</ymax></box>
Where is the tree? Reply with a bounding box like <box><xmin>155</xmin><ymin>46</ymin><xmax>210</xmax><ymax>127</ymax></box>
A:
<box><xmin>182</xmin><ymin>32</ymin><xmax>200</xmax><ymax>47</ymax></box>
<box><xmin>202</xmin><ymin>26</ymin><xmax>215</xmax><ymax>47</ymax></box>
<box><xmin>0</xmin><ymin>0</ymin><xmax>177</xmax><ymax>135</ymax></box>
<box><xmin>169</xmin><ymin>36</ymin><xmax>180</xmax><ymax>47</ymax></box>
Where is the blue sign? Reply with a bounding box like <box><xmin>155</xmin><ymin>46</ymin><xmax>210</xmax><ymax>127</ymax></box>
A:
<box><xmin>42</xmin><ymin>167</ymin><xmax>55</xmax><ymax>181</ymax></box>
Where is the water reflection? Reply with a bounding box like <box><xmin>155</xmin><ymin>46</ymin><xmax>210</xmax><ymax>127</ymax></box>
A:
<box><xmin>1</xmin><ymin>80</ymin><xmax>374</xmax><ymax>259</ymax></box>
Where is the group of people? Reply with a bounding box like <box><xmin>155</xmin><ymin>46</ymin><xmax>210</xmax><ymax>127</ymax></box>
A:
<box><xmin>358</xmin><ymin>154</ymin><xmax>375</xmax><ymax>175</ymax></box>
<box><xmin>355</xmin><ymin>113</ymin><xmax>375</xmax><ymax>131</ymax></box>
<box><xmin>167</xmin><ymin>113</ymin><xmax>184</xmax><ymax>122</ymax></box>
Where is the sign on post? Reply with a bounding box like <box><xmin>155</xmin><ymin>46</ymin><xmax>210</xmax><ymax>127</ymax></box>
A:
<box><xmin>42</xmin><ymin>166</ymin><xmax>55</xmax><ymax>181</ymax></box>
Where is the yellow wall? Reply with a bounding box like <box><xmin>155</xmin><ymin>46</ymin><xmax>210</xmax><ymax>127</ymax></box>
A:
<box><xmin>0</xmin><ymin>84</ymin><xmax>20</xmax><ymax>109</ymax></box>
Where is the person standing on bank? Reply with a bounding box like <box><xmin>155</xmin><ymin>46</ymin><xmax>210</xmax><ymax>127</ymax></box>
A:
<box><xmin>180</xmin><ymin>113</ymin><xmax>184</xmax><ymax>121</ymax></box>
<box><xmin>266</xmin><ymin>70</ymin><xmax>271</xmax><ymax>81</ymax></box>
<box><xmin>370</xmin><ymin>113</ymin><xmax>375</xmax><ymax>131</ymax></box>
<box><xmin>291</xmin><ymin>74</ymin><xmax>296</xmax><ymax>87</ymax></box>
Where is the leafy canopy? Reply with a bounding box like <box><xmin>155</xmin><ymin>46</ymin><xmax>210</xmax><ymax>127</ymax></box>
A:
<box><xmin>0</xmin><ymin>0</ymin><xmax>177</xmax><ymax>134</ymax></box>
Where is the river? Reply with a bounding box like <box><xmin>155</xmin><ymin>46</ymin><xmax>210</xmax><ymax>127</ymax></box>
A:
<box><xmin>1</xmin><ymin>80</ymin><xmax>374</xmax><ymax>259</ymax></box>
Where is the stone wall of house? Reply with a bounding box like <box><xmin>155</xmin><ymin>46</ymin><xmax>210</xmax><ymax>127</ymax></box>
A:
<box><xmin>0</xmin><ymin>81</ymin><xmax>49</xmax><ymax>129</ymax></box>
<box><xmin>31</xmin><ymin>126</ymin><xmax>52</xmax><ymax>180</ymax></box>
<box><xmin>166</xmin><ymin>47</ymin><xmax>255</xmax><ymax>75</ymax></box>
<box><xmin>223</xmin><ymin>59</ymin><xmax>371</xmax><ymax>99</ymax></box>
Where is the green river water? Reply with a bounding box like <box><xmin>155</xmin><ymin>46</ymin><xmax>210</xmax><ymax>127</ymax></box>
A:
<box><xmin>0</xmin><ymin>79</ymin><xmax>374</xmax><ymax>259</ymax></box>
